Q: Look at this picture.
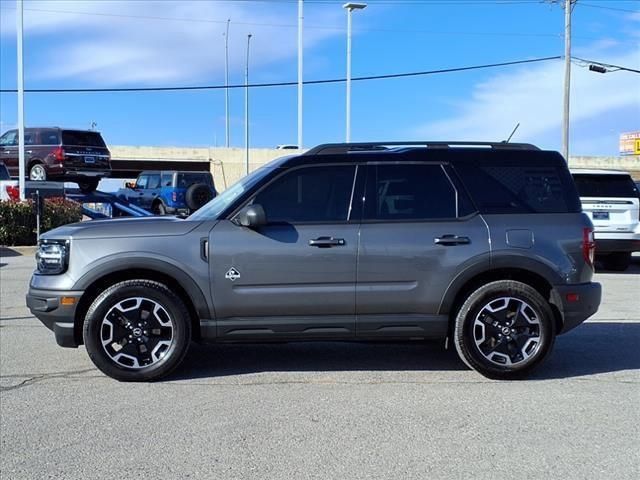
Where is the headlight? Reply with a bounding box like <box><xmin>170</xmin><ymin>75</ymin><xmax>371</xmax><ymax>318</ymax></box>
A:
<box><xmin>35</xmin><ymin>240</ymin><xmax>69</xmax><ymax>275</ymax></box>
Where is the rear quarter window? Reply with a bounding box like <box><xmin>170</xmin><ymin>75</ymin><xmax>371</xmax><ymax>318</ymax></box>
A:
<box><xmin>572</xmin><ymin>174</ymin><xmax>639</xmax><ymax>198</ymax></box>
<box><xmin>454</xmin><ymin>163</ymin><xmax>581</xmax><ymax>214</ymax></box>
<box><xmin>176</xmin><ymin>173</ymin><xmax>212</xmax><ymax>187</ymax></box>
<box><xmin>61</xmin><ymin>131</ymin><xmax>106</xmax><ymax>147</ymax></box>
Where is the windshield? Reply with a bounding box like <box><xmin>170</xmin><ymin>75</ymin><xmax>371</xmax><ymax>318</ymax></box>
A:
<box><xmin>188</xmin><ymin>166</ymin><xmax>275</xmax><ymax>220</ymax></box>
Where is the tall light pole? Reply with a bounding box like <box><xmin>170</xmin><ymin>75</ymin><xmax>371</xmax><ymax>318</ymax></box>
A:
<box><xmin>562</xmin><ymin>0</ymin><xmax>575</xmax><ymax>162</ymax></box>
<box><xmin>297</xmin><ymin>0</ymin><xmax>303</xmax><ymax>150</ymax></box>
<box><xmin>245</xmin><ymin>33</ymin><xmax>252</xmax><ymax>175</ymax></box>
<box><xmin>224</xmin><ymin>19</ymin><xmax>231</xmax><ymax>148</ymax></box>
<box><xmin>16</xmin><ymin>0</ymin><xmax>26</xmax><ymax>200</ymax></box>
<box><xmin>343</xmin><ymin>2</ymin><xmax>367</xmax><ymax>143</ymax></box>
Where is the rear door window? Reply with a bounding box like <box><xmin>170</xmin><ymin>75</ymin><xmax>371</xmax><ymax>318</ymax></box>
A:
<box><xmin>147</xmin><ymin>174</ymin><xmax>161</xmax><ymax>189</ymax></box>
<box><xmin>454</xmin><ymin>164</ymin><xmax>580</xmax><ymax>214</ymax></box>
<box><xmin>364</xmin><ymin>164</ymin><xmax>457</xmax><ymax>220</ymax></box>
<box><xmin>572</xmin><ymin>174</ymin><xmax>639</xmax><ymax>198</ymax></box>
<box><xmin>40</xmin><ymin>130</ymin><xmax>60</xmax><ymax>145</ymax></box>
<box><xmin>161</xmin><ymin>172</ymin><xmax>174</xmax><ymax>187</ymax></box>
<box><xmin>61</xmin><ymin>131</ymin><xmax>106</xmax><ymax>147</ymax></box>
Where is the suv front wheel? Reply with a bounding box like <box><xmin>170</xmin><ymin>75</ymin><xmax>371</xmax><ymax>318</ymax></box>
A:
<box><xmin>454</xmin><ymin>280</ymin><xmax>555</xmax><ymax>380</ymax></box>
<box><xmin>83</xmin><ymin>280</ymin><xmax>191</xmax><ymax>381</ymax></box>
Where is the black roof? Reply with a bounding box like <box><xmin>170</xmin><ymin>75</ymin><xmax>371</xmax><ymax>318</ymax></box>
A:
<box><xmin>280</xmin><ymin>142</ymin><xmax>565</xmax><ymax>168</ymax></box>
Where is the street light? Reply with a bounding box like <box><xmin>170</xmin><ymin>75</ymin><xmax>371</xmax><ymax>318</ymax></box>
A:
<box><xmin>245</xmin><ymin>33</ymin><xmax>252</xmax><ymax>175</ymax></box>
<box><xmin>343</xmin><ymin>2</ymin><xmax>366</xmax><ymax>143</ymax></box>
<box><xmin>224</xmin><ymin>19</ymin><xmax>231</xmax><ymax>148</ymax></box>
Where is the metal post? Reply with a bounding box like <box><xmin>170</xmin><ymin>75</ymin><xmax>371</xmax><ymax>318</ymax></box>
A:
<box><xmin>297</xmin><ymin>0</ymin><xmax>303</xmax><ymax>150</ymax></box>
<box><xmin>245</xmin><ymin>34</ymin><xmax>252</xmax><ymax>176</ymax></box>
<box><xmin>345</xmin><ymin>8</ymin><xmax>352</xmax><ymax>143</ymax></box>
<box><xmin>17</xmin><ymin>0</ymin><xmax>26</xmax><ymax>200</ymax></box>
<box><xmin>562</xmin><ymin>0</ymin><xmax>572</xmax><ymax>162</ymax></box>
<box><xmin>224</xmin><ymin>19</ymin><xmax>230</xmax><ymax>148</ymax></box>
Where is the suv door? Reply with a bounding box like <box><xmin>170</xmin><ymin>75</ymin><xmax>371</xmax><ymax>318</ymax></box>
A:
<box><xmin>356</xmin><ymin>162</ymin><xmax>490</xmax><ymax>338</ymax></box>
<box><xmin>208</xmin><ymin>163</ymin><xmax>361</xmax><ymax>340</ymax></box>
<box><xmin>144</xmin><ymin>173</ymin><xmax>161</xmax><ymax>209</ymax></box>
<box><xmin>0</xmin><ymin>130</ymin><xmax>18</xmax><ymax>176</ymax></box>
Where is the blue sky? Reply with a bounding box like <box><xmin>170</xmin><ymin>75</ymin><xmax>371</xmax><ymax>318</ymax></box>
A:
<box><xmin>0</xmin><ymin>0</ymin><xmax>638</xmax><ymax>155</ymax></box>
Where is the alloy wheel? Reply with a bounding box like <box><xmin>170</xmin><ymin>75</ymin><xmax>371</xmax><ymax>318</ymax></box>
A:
<box><xmin>29</xmin><ymin>165</ymin><xmax>46</xmax><ymax>181</ymax></box>
<box><xmin>472</xmin><ymin>297</ymin><xmax>542</xmax><ymax>366</ymax></box>
<box><xmin>100</xmin><ymin>297</ymin><xmax>174</xmax><ymax>369</ymax></box>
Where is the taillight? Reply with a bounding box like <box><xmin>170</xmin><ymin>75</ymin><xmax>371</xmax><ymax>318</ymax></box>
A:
<box><xmin>53</xmin><ymin>147</ymin><xmax>65</xmax><ymax>162</ymax></box>
<box><xmin>6</xmin><ymin>185</ymin><xmax>19</xmax><ymax>200</ymax></box>
<box><xmin>583</xmin><ymin>227</ymin><xmax>595</xmax><ymax>268</ymax></box>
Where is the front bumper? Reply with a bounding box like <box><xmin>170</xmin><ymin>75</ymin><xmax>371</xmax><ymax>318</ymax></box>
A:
<box><xmin>551</xmin><ymin>282</ymin><xmax>602</xmax><ymax>334</ymax></box>
<box><xmin>26</xmin><ymin>288</ymin><xmax>83</xmax><ymax>348</ymax></box>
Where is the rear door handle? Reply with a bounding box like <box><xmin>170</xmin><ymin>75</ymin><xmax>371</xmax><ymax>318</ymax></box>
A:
<box><xmin>309</xmin><ymin>236</ymin><xmax>346</xmax><ymax>248</ymax></box>
<box><xmin>434</xmin><ymin>235</ymin><xmax>471</xmax><ymax>246</ymax></box>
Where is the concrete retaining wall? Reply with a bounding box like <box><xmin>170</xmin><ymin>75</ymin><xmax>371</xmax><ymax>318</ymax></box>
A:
<box><xmin>110</xmin><ymin>145</ymin><xmax>640</xmax><ymax>190</ymax></box>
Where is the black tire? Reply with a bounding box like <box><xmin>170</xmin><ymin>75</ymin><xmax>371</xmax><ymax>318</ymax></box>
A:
<box><xmin>152</xmin><ymin>201</ymin><xmax>167</xmax><ymax>216</ymax></box>
<box><xmin>453</xmin><ymin>280</ymin><xmax>556</xmax><ymax>380</ymax></box>
<box><xmin>600</xmin><ymin>252</ymin><xmax>631</xmax><ymax>272</ymax></box>
<box><xmin>83</xmin><ymin>280</ymin><xmax>191</xmax><ymax>382</ymax></box>
<box><xmin>185</xmin><ymin>183</ymin><xmax>213</xmax><ymax>210</ymax></box>
<box><xmin>78</xmin><ymin>179</ymin><xmax>99</xmax><ymax>193</ymax></box>
<box><xmin>29</xmin><ymin>163</ymin><xmax>47</xmax><ymax>181</ymax></box>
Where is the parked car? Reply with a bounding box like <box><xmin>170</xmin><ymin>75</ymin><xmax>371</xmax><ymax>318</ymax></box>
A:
<box><xmin>116</xmin><ymin>170</ymin><xmax>216</xmax><ymax>215</ymax></box>
<box><xmin>275</xmin><ymin>144</ymin><xmax>299</xmax><ymax>150</ymax></box>
<box><xmin>27</xmin><ymin>141</ymin><xmax>601</xmax><ymax>382</ymax></box>
<box><xmin>0</xmin><ymin>127</ymin><xmax>111</xmax><ymax>192</ymax></box>
<box><xmin>0</xmin><ymin>163</ymin><xmax>19</xmax><ymax>201</ymax></box>
<box><xmin>571</xmin><ymin>169</ymin><xmax>640</xmax><ymax>271</ymax></box>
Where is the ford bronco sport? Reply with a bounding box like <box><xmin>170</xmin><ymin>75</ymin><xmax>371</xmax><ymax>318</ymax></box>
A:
<box><xmin>26</xmin><ymin>142</ymin><xmax>602</xmax><ymax>381</ymax></box>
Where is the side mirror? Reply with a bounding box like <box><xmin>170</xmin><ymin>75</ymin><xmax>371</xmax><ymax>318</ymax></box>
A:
<box><xmin>235</xmin><ymin>204</ymin><xmax>267</xmax><ymax>229</ymax></box>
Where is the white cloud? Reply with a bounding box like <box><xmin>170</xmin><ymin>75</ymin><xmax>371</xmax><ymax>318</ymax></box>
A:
<box><xmin>0</xmin><ymin>0</ymin><xmax>342</xmax><ymax>85</ymax></box>
<box><xmin>413</xmin><ymin>46</ymin><xmax>640</xmax><ymax>154</ymax></box>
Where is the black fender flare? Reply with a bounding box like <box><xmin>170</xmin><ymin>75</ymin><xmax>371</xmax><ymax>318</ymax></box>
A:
<box><xmin>73</xmin><ymin>255</ymin><xmax>212</xmax><ymax>320</ymax></box>
<box><xmin>438</xmin><ymin>253</ymin><xmax>562</xmax><ymax>315</ymax></box>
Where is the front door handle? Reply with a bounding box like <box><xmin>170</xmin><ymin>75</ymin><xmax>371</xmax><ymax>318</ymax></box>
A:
<box><xmin>309</xmin><ymin>236</ymin><xmax>346</xmax><ymax>248</ymax></box>
<box><xmin>434</xmin><ymin>235</ymin><xmax>471</xmax><ymax>246</ymax></box>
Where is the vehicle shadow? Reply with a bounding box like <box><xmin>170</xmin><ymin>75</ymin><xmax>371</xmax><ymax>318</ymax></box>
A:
<box><xmin>0</xmin><ymin>247</ymin><xmax>24</xmax><ymax>258</ymax></box>
<box><xmin>170</xmin><ymin>322</ymin><xmax>639</xmax><ymax>381</ymax></box>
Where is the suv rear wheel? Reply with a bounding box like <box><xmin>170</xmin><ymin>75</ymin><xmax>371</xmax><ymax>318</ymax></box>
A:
<box><xmin>77</xmin><ymin>179</ymin><xmax>99</xmax><ymax>193</ymax></box>
<box><xmin>83</xmin><ymin>280</ymin><xmax>191</xmax><ymax>381</ymax></box>
<box><xmin>454</xmin><ymin>280</ymin><xmax>555</xmax><ymax>380</ymax></box>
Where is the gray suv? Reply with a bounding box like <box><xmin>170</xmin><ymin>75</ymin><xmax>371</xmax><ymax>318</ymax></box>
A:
<box><xmin>26</xmin><ymin>142</ymin><xmax>602</xmax><ymax>381</ymax></box>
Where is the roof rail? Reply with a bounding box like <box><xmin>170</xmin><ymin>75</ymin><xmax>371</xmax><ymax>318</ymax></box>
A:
<box><xmin>303</xmin><ymin>141</ymin><xmax>539</xmax><ymax>156</ymax></box>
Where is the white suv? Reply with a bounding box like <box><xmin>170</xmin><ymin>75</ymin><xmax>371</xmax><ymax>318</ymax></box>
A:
<box><xmin>572</xmin><ymin>169</ymin><xmax>640</xmax><ymax>271</ymax></box>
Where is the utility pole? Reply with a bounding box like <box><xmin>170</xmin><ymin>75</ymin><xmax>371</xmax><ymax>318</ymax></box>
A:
<box><xmin>16</xmin><ymin>0</ymin><xmax>25</xmax><ymax>200</ymax></box>
<box><xmin>224</xmin><ymin>19</ymin><xmax>231</xmax><ymax>148</ymax></box>
<box><xmin>297</xmin><ymin>0</ymin><xmax>303</xmax><ymax>150</ymax></box>
<box><xmin>245</xmin><ymin>34</ymin><xmax>252</xmax><ymax>176</ymax></box>
<box><xmin>343</xmin><ymin>3</ymin><xmax>367</xmax><ymax>143</ymax></box>
<box><xmin>562</xmin><ymin>0</ymin><xmax>574</xmax><ymax>162</ymax></box>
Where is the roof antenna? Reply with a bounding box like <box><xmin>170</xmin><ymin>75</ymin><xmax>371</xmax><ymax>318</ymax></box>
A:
<box><xmin>505</xmin><ymin>122</ymin><xmax>520</xmax><ymax>143</ymax></box>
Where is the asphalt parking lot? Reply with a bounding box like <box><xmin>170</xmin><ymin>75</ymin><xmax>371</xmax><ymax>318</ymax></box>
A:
<box><xmin>1</xmin><ymin>251</ymin><xmax>639</xmax><ymax>479</ymax></box>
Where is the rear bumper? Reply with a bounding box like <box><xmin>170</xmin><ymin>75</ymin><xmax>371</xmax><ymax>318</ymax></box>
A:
<box><xmin>595</xmin><ymin>238</ymin><xmax>640</xmax><ymax>254</ymax></box>
<box><xmin>551</xmin><ymin>282</ymin><xmax>602</xmax><ymax>334</ymax></box>
<box><xmin>26</xmin><ymin>288</ymin><xmax>83</xmax><ymax>348</ymax></box>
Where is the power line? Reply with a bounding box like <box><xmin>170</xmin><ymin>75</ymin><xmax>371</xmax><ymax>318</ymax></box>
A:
<box><xmin>580</xmin><ymin>2</ymin><xmax>640</xmax><ymax>14</ymax></box>
<box><xmin>0</xmin><ymin>5</ymin><xmax>579</xmax><ymax>40</ymax></box>
<box><xmin>0</xmin><ymin>56</ymin><xmax>561</xmax><ymax>93</ymax></box>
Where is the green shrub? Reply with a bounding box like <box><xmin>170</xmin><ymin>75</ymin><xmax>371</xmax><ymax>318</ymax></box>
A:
<box><xmin>0</xmin><ymin>197</ymin><xmax>82</xmax><ymax>246</ymax></box>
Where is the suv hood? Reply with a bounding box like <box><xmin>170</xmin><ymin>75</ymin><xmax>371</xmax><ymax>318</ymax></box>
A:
<box><xmin>41</xmin><ymin>216</ymin><xmax>205</xmax><ymax>240</ymax></box>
